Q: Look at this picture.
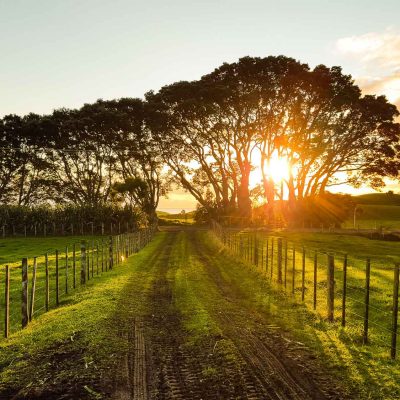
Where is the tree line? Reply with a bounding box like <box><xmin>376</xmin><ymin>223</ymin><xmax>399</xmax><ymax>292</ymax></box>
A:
<box><xmin>1</xmin><ymin>55</ymin><xmax>399</xmax><ymax>225</ymax></box>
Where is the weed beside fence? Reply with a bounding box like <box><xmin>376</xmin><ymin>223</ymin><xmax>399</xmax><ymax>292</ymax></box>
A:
<box><xmin>211</xmin><ymin>221</ymin><xmax>400</xmax><ymax>361</ymax></box>
<box><xmin>0</xmin><ymin>225</ymin><xmax>157</xmax><ymax>338</ymax></box>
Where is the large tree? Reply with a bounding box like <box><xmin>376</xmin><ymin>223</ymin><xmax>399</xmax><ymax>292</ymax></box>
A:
<box><xmin>0</xmin><ymin>114</ymin><xmax>53</xmax><ymax>205</ymax></box>
<box><xmin>44</xmin><ymin>106</ymin><xmax>117</xmax><ymax>207</ymax></box>
<box><xmin>147</xmin><ymin>56</ymin><xmax>400</xmax><ymax>220</ymax></box>
<box><xmin>92</xmin><ymin>98</ymin><xmax>168</xmax><ymax>223</ymax></box>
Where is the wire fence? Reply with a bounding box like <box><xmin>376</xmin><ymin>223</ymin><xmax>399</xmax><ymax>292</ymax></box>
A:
<box><xmin>0</xmin><ymin>225</ymin><xmax>157</xmax><ymax>338</ymax></box>
<box><xmin>211</xmin><ymin>221</ymin><xmax>400</xmax><ymax>361</ymax></box>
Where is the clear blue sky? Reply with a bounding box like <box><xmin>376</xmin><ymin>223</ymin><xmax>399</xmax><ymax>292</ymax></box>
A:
<box><xmin>1</xmin><ymin>0</ymin><xmax>399</xmax><ymax>117</ymax></box>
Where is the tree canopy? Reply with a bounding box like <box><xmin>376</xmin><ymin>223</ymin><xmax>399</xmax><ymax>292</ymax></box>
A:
<box><xmin>1</xmin><ymin>55</ymin><xmax>399</xmax><ymax>225</ymax></box>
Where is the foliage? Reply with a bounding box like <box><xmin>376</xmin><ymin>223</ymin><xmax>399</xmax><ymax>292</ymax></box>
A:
<box><xmin>0</xmin><ymin>99</ymin><xmax>168</xmax><ymax>222</ymax></box>
<box><xmin>146</xmin><ymin>56</ymin><xmax>400</xmax><ymax>219</ymax></box>
<box><xmin>1</xmin><ymin>56</ymin><xmax>400</xmax><ymax>225</ymax></box>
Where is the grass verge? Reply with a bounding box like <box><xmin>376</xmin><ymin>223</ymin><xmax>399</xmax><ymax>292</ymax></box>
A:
<box><xmin>0</xmin><ymin>232</ymin><xmax>166</xmax><ymax>399</ymax></box>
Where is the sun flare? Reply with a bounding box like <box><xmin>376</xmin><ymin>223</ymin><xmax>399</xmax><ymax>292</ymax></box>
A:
<box><xmin>267</xmin><ymin>155</ymin><xmax>290</xmax><ymax>183</ymax></box>
<box><xmin>250</xmin><ymin>154</ymin><xmax>291</xmax><ymax>188</ymax></box>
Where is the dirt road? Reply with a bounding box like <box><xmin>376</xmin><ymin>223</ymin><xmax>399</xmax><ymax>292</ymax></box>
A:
<box><xmin>0</xmin><ymin>229</ymin><xmax>353</xmax><ymax>399</ymax></box>
<box><xmin>107</xmin><ymin>229</ymin><xmax>350</xmax><ymax>399</ymax></box>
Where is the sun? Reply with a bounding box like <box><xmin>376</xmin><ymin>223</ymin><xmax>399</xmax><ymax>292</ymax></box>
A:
<box><xmin>249</xmin><ymin>153</ymin><xmax>291</xmax><ymax>188</ymax></box>
<box><xmin>267</xmin><ymin>154</ymin><xmax>290</xmax><ymax>182</ymax></box>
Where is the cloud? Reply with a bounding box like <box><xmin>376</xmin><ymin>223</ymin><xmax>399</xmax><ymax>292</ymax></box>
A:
<box><xmin>335</xmin><ymin>28</ymin><xmax>400</xmax><ymax>110</ymax></box>
<box><xmin>336</xmin><ymin>28</ymin><xmax>400</xmax><ymax>71</ymax></box>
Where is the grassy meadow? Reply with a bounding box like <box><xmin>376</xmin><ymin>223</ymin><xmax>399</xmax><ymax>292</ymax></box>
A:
<box><xmin>157</xmin><ymin>210</ymin><xmax>196</xmax><ymax>225</ymax></box>
<box><xmin>235</xmin><ymin>229</ymin><xmax>399</xmax><ymax>357</ymax></box>
<box><xmin>0</xmin><ymin>235</ymin><xmax>109</xmax><ymax>337</ymax></box>
<box><xmin>1</xmin><ymin>230</ymin><xmax>398</xmax><ymax>399</ymax></box>
<box><xmin>343</xmin><ymin>193</ymin><xmax>400</xmax><ymax>229</ymax></box>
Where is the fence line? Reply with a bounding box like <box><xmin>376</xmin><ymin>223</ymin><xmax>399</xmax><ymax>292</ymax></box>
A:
<box><xmin>211</xmin><ymin>221</ymin><xmax>399</xmax><ymax>361</ymax></box>
<box><xmin>0</xmin><ymin>225</ymin><xmax>157</xmax><ymax>338</ymax></box>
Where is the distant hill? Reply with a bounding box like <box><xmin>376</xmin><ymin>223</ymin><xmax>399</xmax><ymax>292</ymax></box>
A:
<box><xmin>353</xmin><ymin>193</ymin><xmax>400</xmax><ymax>206</ymax></box>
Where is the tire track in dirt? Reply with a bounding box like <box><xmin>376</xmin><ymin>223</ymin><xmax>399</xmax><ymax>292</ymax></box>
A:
<box><xmin>112</xmin><ymin>231</ymin><xmax>216</xmax><ymax>400</ymax></box>
<box><xmin>110</xmin><ymin>232</ymin><xmax>178</xmax><ymax>399</ymax></box>
<box><xmin>144</xmin><ymin>231</ymin><xmax>219</xmax><ymax>400</ymax></box>
<box><xmin>188</xmin><ymin>230</ymin><xmax>346</xmax><ymax>400</ymax></box>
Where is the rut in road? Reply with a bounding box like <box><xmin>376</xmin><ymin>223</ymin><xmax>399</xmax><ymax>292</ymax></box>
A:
<box><xmin>112</xmin><ymin>230</ymin><xmax>349</xmax><ymax>400</ymax></box>
<box><xmin>187</xmin><ymin>231</ymin><xmax>344</xmax><ymax>400</ymax></box>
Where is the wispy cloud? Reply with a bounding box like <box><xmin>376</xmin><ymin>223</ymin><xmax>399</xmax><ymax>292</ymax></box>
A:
<box><xmin>335</xmin><ymin>28</ymin><xmax>400</xmax><ymax>110</ymax></box>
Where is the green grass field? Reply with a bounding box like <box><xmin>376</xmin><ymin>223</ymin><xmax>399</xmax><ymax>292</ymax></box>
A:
<box><xmin>0</xmin><ymin>235</ymin><xmax>111</xmax><ymax>337</ymax></box>
<box><xmin>343</xmin><ymin>204</ymin><xmax>400</xmax><ymax>229</ymax></box>
<box><xmin>224</xmin><ymin>229</ymin><xmax>399</xmax><ymax>377</ymax></box>
<box><xmin>0</xmin><ymin>234</ymin><xmax>161</xmax><ymax>398</ymax></box>
<box><xmin>1</xmin><ymin>230</ymin><xmax>399</xmax><ymax>399</ymax></box>
<box><xmin>157</xmin><ymin>210</ymin><xmax>196</xmax><ymax>225</ymax></box>
<box><xmin>219</xmin><ymin>229</ymin><xmax>400</xmax><ymax>398</ymax></box>
<box><xmin>343</xmin><ymin>193</ymin><xmax>400</xmax><ymax>229</ymax></box>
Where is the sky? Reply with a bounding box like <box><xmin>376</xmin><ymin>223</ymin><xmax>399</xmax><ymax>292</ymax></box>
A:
<box><xmin>1</xmin><ymin>0</ymin><xmax>400</xmax><ymax>210</ymax></box>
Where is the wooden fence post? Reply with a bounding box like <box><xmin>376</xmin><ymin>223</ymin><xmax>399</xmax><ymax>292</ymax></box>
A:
<box><xmin>391</xmin><ymin>263</ymin><xmax>399</xmax><ymax>359</ymax></box>
<box><xmin>363</xmin><ymin>259</ymin><xmax>371</xmax><ymax>344</ymax></box>
<box><xmin>65</xmin><ymin>247</ymin><xmax>69</xmax><ymax>294</ymax></box>
<box><xmin>327</xmin><ymin>254</ymin><xmax>335</xmax><ymax>322</ymax></box>
<box><xmin>91</xmin><ymin>240</ymin><xmax>94</xmax><ymax>277</ymax></box>
<box><xmin>73</xmin><ymin>244</ymin><xmax>76</xmax><ymax>289</ymax></box>
<box><xmin>86</xmin><ymin>243</ymin><xmax>90</xmax><ymax>280</ymax></box>
<box><xmin>265</xmin><ymin>239</ymin><xmax>269</xmax><ymax>274</ymax></box>
<box><xmin>5</xmin><ymin>265</ymin><xmax>10</xmax><ymax>338</ymax></box>
<box><xmin>45</xmin><ymin>253</ymin><xmax>49</xmax><ymax>311</ymax></box>
<box><xmin>277</xmin><ymin>238</ymin><xmax>283</xmax><ymax>284</ymax></box>
<box><xmin>313</xmin><ymin>252</ymin><xmax>317</xmax><ymax>310</ymax></box>
<box><xmin>254</xmin><ymin>235</ymin><xmax>258</xmax><ymax>267</ymax></box>
<box><xmin>101</xmin><ymin>239</ymin><xmax>104</xmax><ymax>272</ymax></box>
<box><xmin>270</xmin><ymin>238</ymin><xmax>274</xmax><ymax>279</ymax></box>
<box><xmin>55</xmin><ymin>250</ymin><xmax>59</xmax><ymax>306</ymax></box>
<box><xmin>96</xmin><ymin>241</ymin><xmax>99</xmax><ymax>274</ymax></box>
<box><xmin>109</xmin><ymin>236</ymin><xmax>113</xmax><ymax>270</ymax></box>
<box><xmin>29</xmin><ymin>257</ymin><xmax>37</xmax><ymax>321</ymax></box>
<box><xmin>284</xmin><ymin>241</ymin><xmax>288</xmax><ymax>288</ymax></box>
<box><xmin>342</xmin><ymin>255</ymin><xmax>348</xmax><ymax>327</ymax></box>
<box><xmin>81</xmin><ymin>241</ymin><xmax>86</xmax><ymax>285</ymax></box>
<box><xmin>301</xmin><ymin>248</ymin><xmax>306</xmax><ymax>301</ymax></box>
<box><xmin>292</xmin><ymin>247</ymin><xmax>296</xmax><ymax>294</ymax></box>
<box><xmin>21</xmin><ymin>258</ymin><xmax>28</xmax><ymax>328</ymax></box>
